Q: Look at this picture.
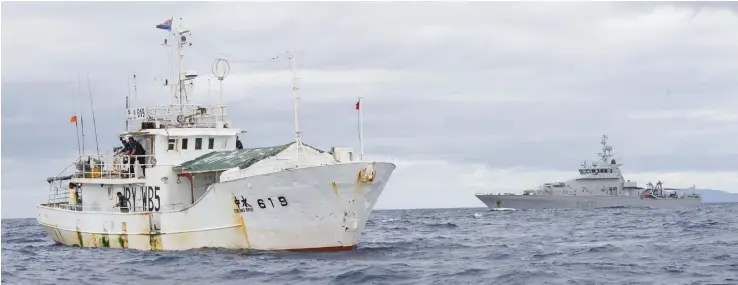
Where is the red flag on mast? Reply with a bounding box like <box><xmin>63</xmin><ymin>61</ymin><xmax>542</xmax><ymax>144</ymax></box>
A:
<box><xmin>355</xmin><ymin>100</ymin><xmax>360</xmax><ymax>110</ymax></box>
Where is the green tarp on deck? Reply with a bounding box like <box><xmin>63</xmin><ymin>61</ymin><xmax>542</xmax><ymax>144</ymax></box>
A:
<box><xmin>173</xmin><ymin>142</ymin><xmax>292</xmax><ymax>173</ymax></box>
<box><xmin>173</xmin><ymin>142</ymin><xmax>328</xmax><ymax>173</ymax></box>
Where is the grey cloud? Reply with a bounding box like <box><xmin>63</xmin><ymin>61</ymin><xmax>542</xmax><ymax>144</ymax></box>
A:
<box><xmin>670</xmin><ymin>1</ymin><xmax>738</xmax><ymax>15</ymax></box>
<box><xmin>2</xmin><ymin>80</ymin><xmax>137</xmax><ymax>161</ymax></box>
<box><xmin>233</xmin><ymin>97</ymin><xmax>738</xmax><ymax>172</ymax></box>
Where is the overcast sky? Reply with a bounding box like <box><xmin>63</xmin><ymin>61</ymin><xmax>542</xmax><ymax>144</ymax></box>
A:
<box><xmin>3</xmin><ymin>2</ymin><xmax>738</xmax><ymax>218</ymax></box>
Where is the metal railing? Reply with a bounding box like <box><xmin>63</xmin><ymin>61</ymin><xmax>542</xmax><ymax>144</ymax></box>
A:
<box><xmin>48</xmin><ymin>183</ymin><xmax>71</xmax><ymax>205</ymax></box>
<box><xmin>48</xmin><ymin>162</ymin><xmax>76</xmax><ymax>204</ymax></box>
<box><xmin>42</xmin><ymin>202</ymin><xmax>187</xmax><ymax>213</ymax></box>
<box><xmin>128</xmin><ymin>104</ymin><xmax>230</xmax><ymax>129</ymax></box>
<box><xmin>73</xmin><ymin>154</ymin><xmax>159</xmax><ymax>180</ymax></box>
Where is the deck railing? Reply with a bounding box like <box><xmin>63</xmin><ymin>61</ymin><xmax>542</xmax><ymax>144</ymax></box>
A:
<box><xmin>42</xmin><ymin>202</ymin><xmax>186</xmax><ymax>213</ymax></box>
<box><xmin>73</xmin><ymin>154</ymin><xmax>159</xmax><ymax>180</ymax></box>
<box><xmin>127</xmin><ymin>104</ymin><xmax>230</xmax><ymax>129</ymax></box>
<box><xmin>48</xmin><ymin>162</ymin><xmax>76</xmax><ymax>203</ymax></box>
<box><xmin>48</xmin><ymin>182</ymin><xmax>71</xmax><ymax>205</ymax></box>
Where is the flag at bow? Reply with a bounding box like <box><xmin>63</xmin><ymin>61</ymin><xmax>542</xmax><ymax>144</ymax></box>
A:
<box><xmin>69</xmin><ymin>115</ymin><xmax>77</xmax><ymax>123</ymax></box>
<box><xmin>156</xmin><ymin>18</ymin><xmax>173</xmax><ymax>31</ymax></box>
<box><xmin>355</xmin><ymin>100</ymin><xmax>360</xmax><ymax>110</ymax></box>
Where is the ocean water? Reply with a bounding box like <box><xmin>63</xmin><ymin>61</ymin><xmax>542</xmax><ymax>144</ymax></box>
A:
<box><xmin>3</xmin><ymin>205</ymin><xmax>738</xmax><ymax>285</ymax></box>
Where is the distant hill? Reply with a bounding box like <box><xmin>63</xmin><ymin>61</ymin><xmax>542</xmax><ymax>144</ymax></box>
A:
<box><xmin>689</xmin><ymin>189</ymin><xmax>738</xmax><ymax>203</ymax></box>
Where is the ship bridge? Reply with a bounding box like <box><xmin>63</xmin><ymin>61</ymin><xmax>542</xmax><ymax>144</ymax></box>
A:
<box><xmin>575</xmin><ymin>135</ymin><xmax>623</xmax><ymax>179</ymax></box>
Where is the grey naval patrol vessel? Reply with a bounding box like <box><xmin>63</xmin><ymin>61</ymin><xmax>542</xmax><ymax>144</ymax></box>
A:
<box><xmin>475</xmin><ymin>135</ymin><xmax>702</xmax><ymax>210</ymax></box>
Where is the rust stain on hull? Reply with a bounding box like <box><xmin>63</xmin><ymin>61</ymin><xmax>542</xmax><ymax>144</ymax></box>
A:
<box><xmin>54</xmin><ymin>225</ymin><xmax>66</xmax><ymax>244</ymax></box>
<box><xmin>101</xmin><ymin>227</ymin><xmax>111</xmax><ymax>248</ymax></box>
<box><xmin>119</xmin><ymin>222</ymin><xmax>129</xmax><ymax>248</ymax></box>
<box><xmin>101</xmin><ymin>235</ymin><xmax>111</xmax><ymax>247</ymax></box>
<box><xmin>148</xmin><ymin>214</ymin><xmax>162</xmax><ymax>251</ymax></box>
<box><xmin>331</xmin><ymin>181</ymin><xmax>339</xmax><ymax>197</ymax></box>
<box><xmin>49</xmin><ymin>225</ymin><xmax>357</xmax><ymax>252</ymax></box>
<box><xmin>239</xmin><ymin>216</ymin><xmax>252</xmax><ymax>249</ymax></box>
<box><xmin>87</xmin><ymin>234</ymin><xmax>100</xmax><ymax>247</ymax></box>
<box><xmin>231</xmin><ymin>193</ymin><xmax>252</xmax><ymax>248</ymax></box>
<box><xmin>149</xmin><ymin>234</ymin><xmax>162</xmax><ymax>251</ymax></box>
<box><xmin>75</xmin><ymin>226</ymin><xmax>84</xmax><ymax>247</ymax></box>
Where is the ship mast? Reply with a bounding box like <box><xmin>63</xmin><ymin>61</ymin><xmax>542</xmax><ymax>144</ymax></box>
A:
<box><xmin>598</xmin><ymin>134</ymin><xmax>612</xmax><ymax>164</ymax></box>
<box><xmin>288</xmin><ymin>48</ymin><xmax>302</xmax><ymax>167</ymax></box>
<box><xmin>159</xmin><ymin>17</ymin><xmax>192</xmax><ymax>107</ymax></box>
<box><xmin>155</xmin><ymin>17</ymin><xmax>196</xmax><ymax>125</ymax></box>
<box><xmin>175</xmin><ymin>18</ymin><xmax>191</xmax><ymax>106</ymax></box>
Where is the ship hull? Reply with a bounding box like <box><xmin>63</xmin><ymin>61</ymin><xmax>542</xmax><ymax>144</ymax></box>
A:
<box><xmin>37</xmin><ymin>161</ymin><xmax>394</xmax><ymax>251</ymax></box>
<box><xmin>475</xmin><ymin>194</ymin><xmax>702</xmax><ymax>210</ymax></box>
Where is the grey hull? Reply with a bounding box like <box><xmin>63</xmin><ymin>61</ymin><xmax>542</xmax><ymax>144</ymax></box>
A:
<box><xmin>475</xmin><ymin>194</ymin><xmax>702</xmax><ymax>210</ymax></box>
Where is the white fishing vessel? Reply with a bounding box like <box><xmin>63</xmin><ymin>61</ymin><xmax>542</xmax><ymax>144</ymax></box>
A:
<box><xmin>475</xmin><ymin>135</ymin><xmax>702</xmax><ymax>210</ymax></box>
<box><xmin>37</xmin><ymin>18</ymin><xmax>395</xmax><ymax>251</ymax></box>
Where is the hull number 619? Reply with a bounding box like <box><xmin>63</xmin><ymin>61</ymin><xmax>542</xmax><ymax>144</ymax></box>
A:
<box><xmin>258</xmin><ymin>196</ymin><xmax>288</xmax><ymax>209</ymax></box>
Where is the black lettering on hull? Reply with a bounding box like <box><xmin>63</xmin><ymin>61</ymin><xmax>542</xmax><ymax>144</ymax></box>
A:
<box><xmin>119</xmin><ymin>185</ymin><xmax>162</xmax><ymax>212</ymax></box>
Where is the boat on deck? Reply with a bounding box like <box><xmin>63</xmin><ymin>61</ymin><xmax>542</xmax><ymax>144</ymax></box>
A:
<box><xmin>37</xmin><ymin>18</ymin><xmax>395</xmax><ymax>252</ymax></box>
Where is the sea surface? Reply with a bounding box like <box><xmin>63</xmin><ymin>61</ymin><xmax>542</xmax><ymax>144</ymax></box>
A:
<box><xmin>3</xmin><ymin>205</ymin><xmax>738</xmax><ymax>285</ymax></box>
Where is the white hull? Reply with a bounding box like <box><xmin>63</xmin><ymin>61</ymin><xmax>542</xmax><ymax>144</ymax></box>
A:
<box><xmin>37</xmin><ymin>162</ymin><xmax>394</xmax><ymax>251</ymax></box>
<box><xmin>475</xmin><ymin>194</ymin><xmax>702</xmax><ymax>210</ymax></box>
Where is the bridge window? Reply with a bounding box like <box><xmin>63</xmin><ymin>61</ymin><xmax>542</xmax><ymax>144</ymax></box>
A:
<box><xmin>168</xmin><ymin>139</ymin><xmax>177</xmax><ymax>151</ymax></box>
<box><xmin>182</xmin><ymin>138</ymin><xmax>189</xmax><ymax>150</ymax></box>
<box><xmin>208</xmin><ymin>138</ymin><xmax>214</xmax><ymax>149</ymax></box>
<box><xmin>195</xmin><ymin>138</ymin><xmax>203</xmax><ymax>150</ymax></box>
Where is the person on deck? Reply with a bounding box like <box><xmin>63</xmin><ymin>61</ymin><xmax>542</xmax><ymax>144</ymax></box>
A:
<box><xmin>127</xmin><ymin>136</ymin><xmax>147</xmax><ymax>178</ymax></box>
<box><xmin>116</xmin><ymin>137</ymin><xmax>130</xmax><ymax>155</ymax></box>
<box><xmin>115</xmin><ymin>192</ymin><xmax>129</xmax><ymax>213</ymax></box>
<box><xmin>116</xmin><ymin>137</ymin><xmax>132</xmax><ymax>177</ymax></box>
<box><xmin>236</xmin><ymin>136</ymin><xmax>243</xmax><ymax>150</ymax></box>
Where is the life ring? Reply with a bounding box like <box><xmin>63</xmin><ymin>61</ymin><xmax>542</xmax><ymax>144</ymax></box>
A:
<box><xmin>149</xmin><ymin>156</ymin><xmax>157</xmax><ymax>167</ymax></box>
